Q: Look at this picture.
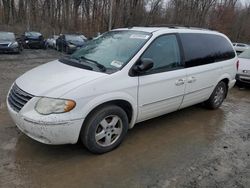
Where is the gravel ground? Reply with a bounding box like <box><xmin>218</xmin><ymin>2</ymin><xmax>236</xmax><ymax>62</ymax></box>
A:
<box><xmin>0</xmin><ymin>49</ymin><xmax>249</xmax><ymax>188</ymax></box>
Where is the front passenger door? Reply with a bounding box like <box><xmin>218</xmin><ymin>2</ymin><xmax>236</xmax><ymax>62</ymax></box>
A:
<box><xmin>137</xmin><ymin>34</ymin><xmax>186</xmax><ymax>122</ymax></box>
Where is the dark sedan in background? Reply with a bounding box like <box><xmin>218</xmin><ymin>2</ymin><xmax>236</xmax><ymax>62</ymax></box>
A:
<box><xmin>56</xmin><ymin>34</ymin><xmax>86</xmax><ymax>54</ymax></box>
<box><xmin>0</xmin><ymin>32</ymin><xmax>22</xmax><ymax>53</ymax></box>
<box><xmin>21</xmin><ymin>31</ymin><xmax>45</xmax><ymax>49</ymax></box>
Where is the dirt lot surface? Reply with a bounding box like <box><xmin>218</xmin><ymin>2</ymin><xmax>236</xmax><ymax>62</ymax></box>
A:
<box><xmin>0</xmin><ymin>50</ymin><xmax>250</xmax><ymax>188</ymax></box>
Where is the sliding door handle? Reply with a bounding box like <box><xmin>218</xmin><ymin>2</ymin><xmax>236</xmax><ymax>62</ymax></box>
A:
<box><xmin>187</xmin><ymin>76</ymin><xmax>197</xmax><ymax>83</ymax></box>
<box><xmin>175</xmin><ymin>79</ymin><xmax>185</xmax><ymax>86</ymax></box>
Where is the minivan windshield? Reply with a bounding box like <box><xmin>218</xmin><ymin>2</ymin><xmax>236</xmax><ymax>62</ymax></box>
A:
<box><xmin>0</xmin><ymin>32</ymin><xmax>15</xmax><ymax>41</ymax></box>
<box><xmin>65</xmin><ymin>35</ymin><xmax>84</xmax><ymax>42</ymax></box>
<box><xmin>70</xmin><ymin>30</ymin><xmax>151</xmax><ymax>71</ymax></box>
<box><xmin>25</xmin><ymin>32</ymin><xmax>42</xmax><ymax>37</ymax></box>
<box><xmin>239</xmin><ymin>48</ymin><xmax>250</xmax><ymax>59</ymax></box>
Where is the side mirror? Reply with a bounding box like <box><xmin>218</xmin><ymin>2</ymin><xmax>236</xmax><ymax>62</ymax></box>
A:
<box><xmin>132</xmin><ymin>58</ymin><xmax>154</xmax><ymax>75</ymax></box>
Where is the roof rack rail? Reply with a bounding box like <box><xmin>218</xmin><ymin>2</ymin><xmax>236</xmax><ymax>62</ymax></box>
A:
<box><xmin>144</xmin><ymin>24</ymin><xmax>212</xmax><ymax>31</ymax></box>
<box><xmin>145</xmin><ymin>24</ymin><xmax>183</xmax><ymax>28</ymax></box>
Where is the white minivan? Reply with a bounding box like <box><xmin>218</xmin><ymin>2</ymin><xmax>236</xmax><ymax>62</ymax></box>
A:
<box><xmin>7</xmin><ymin>27</ymin><xmax>237</xmax><ymax>153</ymax></box>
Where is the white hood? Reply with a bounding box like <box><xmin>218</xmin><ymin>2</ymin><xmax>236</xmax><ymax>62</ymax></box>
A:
<box><xmin>238</xmin><ymin>58</ymin><xmax>250</xmax><ymax>71</ymax></box>
<box><xmin>15</xmin><ymin>60</ymin><xmax>106</xmax><ymax>97</ymax></box>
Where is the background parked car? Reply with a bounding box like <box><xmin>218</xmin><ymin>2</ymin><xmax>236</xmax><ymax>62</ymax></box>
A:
<box><xmin>79</xmin><ymin>34</ymin><xmax>87</xmax><ymax>41</ymax></box>
<box><xmin>21</xmin><ymin>31</ymin><xmax>45</xmax><ymax>49</ymax></box>
<box><xmin>0</xmin><ymin>31</ymin><xmax>22</xmax><ymax>53</ymax></box>
<box><xmin>56</xmin><ymin>34</ymin><xmax>86</xmax><ymax>54</ymax></box>
<box><xmin>45</xmin><ymin>35</ymin><xmax>59</xmax><ymax>49</ymax></box>
<box><xmin>236</xmin><ymin>48</ymin><xmax>250</xmax><ymax>86</ymax></box>
<box><xmin>232</xmin><ymin>42</ymin><xmax>249</xmax><ymax>54</ymax></box>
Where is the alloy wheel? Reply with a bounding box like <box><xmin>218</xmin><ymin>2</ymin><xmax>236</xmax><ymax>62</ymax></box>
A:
<box><xmin>95</xmin><ymin>115</ymin><xmax>123</xmax><ymax>147</ymax></box>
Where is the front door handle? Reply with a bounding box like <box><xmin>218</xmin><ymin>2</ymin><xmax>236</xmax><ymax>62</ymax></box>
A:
<box><xmin>175</xmin><ymin>79</ymin><xmax>185</xmax><ymax>86</ymax></box>
<box><xmin>187</xmin><ymin>76</ymin><xmax>196</xmax><ymax>83</ymax></box>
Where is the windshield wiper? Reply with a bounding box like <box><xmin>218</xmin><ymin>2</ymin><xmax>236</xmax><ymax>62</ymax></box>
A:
<box><xmin>79</xmin><ymin>56</ymin><xmax>106</xmax><ymax>72</ymax></box>
<box><xmin>60</xmin><ymin>56</ymin><xmax>93</xmax><ymax>71</ymax></box>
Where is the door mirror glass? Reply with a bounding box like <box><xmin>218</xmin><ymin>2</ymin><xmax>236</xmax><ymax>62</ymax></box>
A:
<box><xmin>133</xmin><ymin>58</ymin><xmax>154</xmax><ymax>75</ymax></box>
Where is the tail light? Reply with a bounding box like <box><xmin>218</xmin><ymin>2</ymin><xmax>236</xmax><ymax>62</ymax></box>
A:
<box><xmin>236</xmin><ymin>60</ymin><xmax>239</xmax><ymax>71</ymax></box>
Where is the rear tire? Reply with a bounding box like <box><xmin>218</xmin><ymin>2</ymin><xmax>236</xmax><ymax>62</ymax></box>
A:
<box><xmin>205</xmin><ymin>81</ymin><xmax>227</xmax><ymax>109</ymax></box>
<box><xmin>80</xmin><ymin>105</ymin><xmax>128</xmax><ymax>154</ymax></box>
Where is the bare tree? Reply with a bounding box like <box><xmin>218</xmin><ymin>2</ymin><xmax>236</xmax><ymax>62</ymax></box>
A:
<box><xmin>0</xmin><ymin>0</ymin><xmax>249</xmax><ymax>43</ymax></box>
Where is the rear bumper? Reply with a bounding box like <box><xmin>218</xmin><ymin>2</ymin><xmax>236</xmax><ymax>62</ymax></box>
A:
<box><xmin>236</xmin><ymin>74</ymin><xmax>250</xmax><ymax>84</ymax></box>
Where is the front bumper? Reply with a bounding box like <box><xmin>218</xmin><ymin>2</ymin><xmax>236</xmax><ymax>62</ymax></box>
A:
<box><xmin>236</xmin><ymin>74</ymin><xmax>250</xmax><ymax>85</ymax></box>
<box><xmin>0</xmin><ymin>47</ymin><xmax>19</xmax><ymax>53</ymax></box>
<box><xmin>7</xmin><ymin>100</ymin><xmax>84</xmax><ymax>145</ymax></box>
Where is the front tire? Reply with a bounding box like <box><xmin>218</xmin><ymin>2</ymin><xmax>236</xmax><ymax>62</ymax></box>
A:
<box><xmin>81</xmin><ymin>105</ymin><xmax>129</xmax><ymax>154</ymax></box>
<box><xmin>205</xmin><ymin>81</ymin><xmax>227</xmax><ymax>109</ymax></box>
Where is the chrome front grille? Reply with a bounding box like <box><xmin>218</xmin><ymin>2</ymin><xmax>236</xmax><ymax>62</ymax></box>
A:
<box><xmin>0</xmin><ymin>43</ymin><xmax>9</xmax><ymax>47</ymax></box>
<box><xmin>8</xmin><ymin>84</ymin><xmax>33</xmax><ymax>112</ymax></box>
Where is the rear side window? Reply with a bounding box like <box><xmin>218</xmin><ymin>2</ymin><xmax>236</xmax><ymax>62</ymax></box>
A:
<box><xmin>180</xmin><ymin>33</ymin><xmax>235</xmax><ymax>68</ymax></box>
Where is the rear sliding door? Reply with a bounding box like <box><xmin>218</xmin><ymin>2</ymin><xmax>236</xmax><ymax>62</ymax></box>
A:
<box><xmin>179</xmin><ymin>33</ymin><xmax>235</xmax><ymax>109</ymax></box>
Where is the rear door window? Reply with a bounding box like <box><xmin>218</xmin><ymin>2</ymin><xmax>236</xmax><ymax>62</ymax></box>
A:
<box><xmin>180</xmin><ymin>33</ymin><xmax>235</xmax><ymax>68</ymax></box>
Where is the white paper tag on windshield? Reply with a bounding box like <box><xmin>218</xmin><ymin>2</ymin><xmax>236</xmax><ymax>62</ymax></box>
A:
<box><xmin>111</xmin><ymin>60</ymin><xmax>123</xmax><ymax>68</ymax></box>
<box><xmin>130</xmin><ymin>34</ymin><xmax>150</xmax><ymax>40</ymax></box>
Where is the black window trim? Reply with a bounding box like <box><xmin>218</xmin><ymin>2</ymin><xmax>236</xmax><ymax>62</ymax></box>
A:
<box><xmin>129</xmin><ymin>33</ymin><xmax>185</xmax><ymax>77</ymax></box>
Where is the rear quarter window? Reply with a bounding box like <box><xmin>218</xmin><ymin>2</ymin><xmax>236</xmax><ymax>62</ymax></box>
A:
<box><xmin>180</xmin><ymin>33</ymin><xmax>235</xmax><ymax>68</ymax></box>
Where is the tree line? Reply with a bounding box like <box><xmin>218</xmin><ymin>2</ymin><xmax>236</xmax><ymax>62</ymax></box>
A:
<box><xmin>0</xmin><ymin>0</ymin><xmax>249</xmax><ymax>42</ymax></box>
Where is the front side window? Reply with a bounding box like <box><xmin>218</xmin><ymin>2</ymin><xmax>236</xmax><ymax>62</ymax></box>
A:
<box><xmin>140</xmin><ymin>34</ymin><xmax>182</xmax><ymax>74</ymax></box>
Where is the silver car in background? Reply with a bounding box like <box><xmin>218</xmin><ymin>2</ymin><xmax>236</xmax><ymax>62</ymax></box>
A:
<box><xmin>236</xmin><ymin>48</ymin><xmax>250</xmax><ymax>86</ymax></box>
<box><xmin>45</xmin><ymin>35</ymin><xmax>59</xmax><ymax>49</ymax></box>
<box><xmin>233</xmin><ymin>42</ymin><xmax>249</xmax><ymax>54</ymax></box>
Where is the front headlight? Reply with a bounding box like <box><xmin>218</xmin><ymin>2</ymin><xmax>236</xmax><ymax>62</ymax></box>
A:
<box><xmin>9</xmin><ymin>42</ymin><xmax>18</xmax><ymax>47</ymax></box>
<box><xmin>35</xmin><ymin>97</ymin><xmax>76</xmax><ymax>115</ymax></box>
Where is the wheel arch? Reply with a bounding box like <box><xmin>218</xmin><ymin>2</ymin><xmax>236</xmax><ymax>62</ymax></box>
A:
<box><xmin>216</xmin><ymin>74</ymin><xmax>231</xmax><ymax>98</ymax></box>
<box><xmin>79</xmin><ymin>93</ymin><xmax>138</xmax><ymax>130</ymax></box>
<box><xmin>84</xmin><ymin>99</ymin><xmax>134</xmax><ymax>125</ymax></box>
<box><xmin>77</xmin><ymin>98</ymin><xmax>136</xmax><ymax>143</ymax></box>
